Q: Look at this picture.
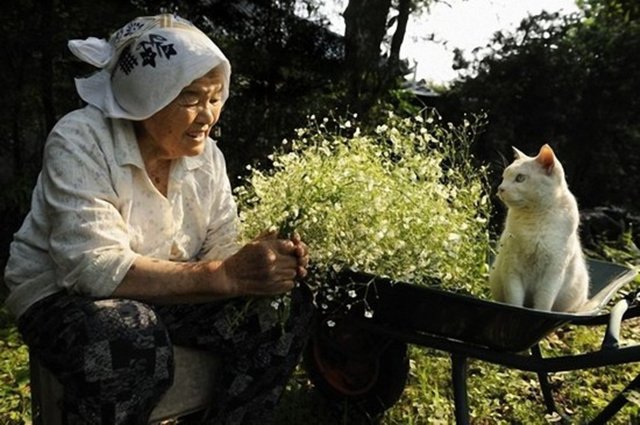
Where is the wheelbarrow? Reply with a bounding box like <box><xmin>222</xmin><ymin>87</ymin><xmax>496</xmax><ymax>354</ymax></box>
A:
<box><xmin>303</xmin><ymin>258</ymin><xmax>639</xmax><ymax>423</ymax></box>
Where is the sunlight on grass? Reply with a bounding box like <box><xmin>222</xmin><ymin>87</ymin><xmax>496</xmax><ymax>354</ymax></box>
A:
<box><xmin>0</xmin><ymin>306</ymin><xmax>31</xmax><ymax>425</ymax></box>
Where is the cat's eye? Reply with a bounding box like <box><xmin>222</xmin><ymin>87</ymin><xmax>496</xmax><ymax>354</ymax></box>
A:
<box><xmin>515</xmin><ymin>174</ymin><xmax>526</xmax><ymax>183</ymax></box>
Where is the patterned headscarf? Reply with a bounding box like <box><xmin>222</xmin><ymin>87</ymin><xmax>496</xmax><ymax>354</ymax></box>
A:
<box><xmin>68</xmin><ymin>14</ymin><xmax>231</xmax><ymax>120</ymax></box>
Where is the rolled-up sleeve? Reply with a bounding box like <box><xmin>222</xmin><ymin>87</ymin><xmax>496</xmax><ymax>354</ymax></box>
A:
<box><xmin>198</xmin><ymin>143</ymin><xmax>240</xmax><ymax>261</ymax></box>
<box><xmin>43</xmin><ymin>117</ymin><xmax>138</xmax><ymax>297</ymax></box>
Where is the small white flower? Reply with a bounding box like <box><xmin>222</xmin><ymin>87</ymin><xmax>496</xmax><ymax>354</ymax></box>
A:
<box><xmin>375</xmin><ymin>124</ymin><xmax>388</xmax><ymax>134</ymax></box>
<box><xmin>448</xmin><ymin>233</ymin><xmax>461</xmax><ymax>242</ymax></box>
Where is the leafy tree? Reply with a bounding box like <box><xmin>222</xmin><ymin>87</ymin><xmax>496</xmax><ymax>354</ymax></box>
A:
<box><xmin>445</xmin><ymin>1</ymin><xmax>640</xmax><ymax>212</ymax></box>
<box><xmin>0</xmin><ymin>0</ymin><xmax>142</xmax><ymax>273</ymax></box>
<box><xmin>0</xmin><ymin>0</ymin><xmax>140</xmax><ymax>180</ymax></box>
<box><xmin>341</xmin><ymin>0</ymin><xmax>433</xmax><ymax>115</ymax></box>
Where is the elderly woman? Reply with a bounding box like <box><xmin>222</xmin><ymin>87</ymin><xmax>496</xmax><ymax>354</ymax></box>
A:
<box><xmin>3</xmin><ymin>14</ymin><xmax>313</xmax><ymax>425</ymax></box>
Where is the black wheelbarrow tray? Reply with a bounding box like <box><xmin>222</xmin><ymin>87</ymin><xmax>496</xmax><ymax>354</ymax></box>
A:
<box><xmin>304</xmin><ymin>258</ymin><xmax>640</xmax><ymax>424</ymax></box>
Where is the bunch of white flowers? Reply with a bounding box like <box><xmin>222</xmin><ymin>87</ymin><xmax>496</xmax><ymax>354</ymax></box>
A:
<box><xmin>235</xmin><ymin>110</ymin><xmax>492</xmax><ymax>299</ymax></box>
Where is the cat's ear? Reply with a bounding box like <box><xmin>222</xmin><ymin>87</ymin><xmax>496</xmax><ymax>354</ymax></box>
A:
<box><xmin>536</xmin><ymin>144</ymin><xmax>556</xmax><ymax>175</ymax></box>
<box><xmin>512</xmin><ymin>146</ymin><xmax>526</xmax><ymax>160</ymax></box>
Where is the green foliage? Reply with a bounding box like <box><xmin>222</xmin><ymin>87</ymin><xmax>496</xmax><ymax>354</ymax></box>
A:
<box><xmin>446</xmin><ymin>2</ymin><xmax>640</xmax><ymax>211</ymax></box>
<box><xmin>236</xmin><ymin>110</ymin><xmax>492</xmax><ymax>296</ymax></box>
<box><xmin>0</xmin><ymin>308</ymin><xmax>30</xmax><ymax>425</ymax></box>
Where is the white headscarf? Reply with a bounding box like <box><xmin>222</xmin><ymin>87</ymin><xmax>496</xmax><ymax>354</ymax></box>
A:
<box><xmin>68</xmin><ymin>14</ymin><xmax>231</xmax><ymax>121</ymax></box>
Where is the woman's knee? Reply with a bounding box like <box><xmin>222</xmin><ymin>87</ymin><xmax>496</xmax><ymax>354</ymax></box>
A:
<box><xmin>23</xmin><ymin>296</ymin><xmax>175</xmax><ymax>421</ymax></box>
<box><xmin>87</xmin><ymin>299</ymin><xmax>169</xmax><ymax>343</ymax></box>
<box><xmin>83</xmin><ymin>298</ymin><xmax>174</xmax><ymax>383</ymax></box>
<box><xmin>34</xmin><ymin>297</ymin><xmax>174</xmax><ymax>394</ymax></box>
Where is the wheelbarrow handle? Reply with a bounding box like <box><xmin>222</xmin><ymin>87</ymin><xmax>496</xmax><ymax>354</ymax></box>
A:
<box><xmin>601</xmin><ymin>299</ymin><xmax>629</xmax><ymax>350</ymax></box>
<box><xmin>624</xmin><ymin>287</ymin><xmax>640</xmax><ymax>304</ymax></box>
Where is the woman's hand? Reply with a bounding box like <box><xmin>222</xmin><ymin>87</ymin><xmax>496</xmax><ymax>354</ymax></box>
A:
<box><xmin>290</xmin><ymin>231</ymin><xmax>310</xmax><ymax>279</ymax></box>
<box><xmin>221</xmin><ymin>231</ymin><xmax>310</xmax><ymax>296</ymax></box>
<box><xmin>115</xmin><ymin>230</ymin><xmax>310</xmax><ymax>303</ymax></box>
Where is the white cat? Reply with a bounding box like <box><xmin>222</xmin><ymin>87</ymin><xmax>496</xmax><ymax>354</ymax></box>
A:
<box><xmin>489</xmin><ymin>144</ymin><xmax>589</xmax><ymax>312</ymax></box>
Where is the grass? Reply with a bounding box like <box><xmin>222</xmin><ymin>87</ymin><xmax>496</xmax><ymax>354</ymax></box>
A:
<box><xmin>1</xmin><ymin>260</ymin><xmax>640</xmax><ymax>424</ymax></box>
<box><xmin>0</xmin><ymin>306</ymin><xmax>31</xmax><ymax>425</ymax></box>
<box><xmin>275</xmin><ymin>284</ymin><xmax>640</xmax><ymax>424</ymax></box>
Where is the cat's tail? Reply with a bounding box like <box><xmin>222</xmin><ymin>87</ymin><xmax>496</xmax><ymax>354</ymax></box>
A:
<box><xmin>578</xmin><ymin>267</ymin><xmax>639</xmax><ymax>313</ymax></box>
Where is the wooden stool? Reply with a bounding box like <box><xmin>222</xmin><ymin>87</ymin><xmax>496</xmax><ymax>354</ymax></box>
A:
<box><xmin>30</xmin><ymin>346</ymin><xmax>219</xmax><ymax>424</ymax></box>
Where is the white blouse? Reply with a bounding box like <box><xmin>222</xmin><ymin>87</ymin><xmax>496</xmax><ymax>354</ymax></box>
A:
<box><xmin>4</xmin><ymin>105</ymin><xmax>239</xmax><ymax>318</ymax></box>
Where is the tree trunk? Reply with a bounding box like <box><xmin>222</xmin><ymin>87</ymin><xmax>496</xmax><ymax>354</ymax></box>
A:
<box><xmin>10</xmin><ymin>61</ymin><xmax>25</xmax><ymax>177</ymax></box>
<box><xmin>388</xmin><ymin>0</ymin><xmax>411</xmax><ymax>71</ymax></box>
<box><xmin>343</xmin><ymin>0</ymin><xmax>392</xmax><ymax>113</ymax></box>
<box><xmin>40</xmin><ymin>0</ymin><xmax>56</xmax><ymax>140</ymax></box>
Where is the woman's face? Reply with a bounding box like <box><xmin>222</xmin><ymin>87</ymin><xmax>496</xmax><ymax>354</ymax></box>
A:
<box><xmin>135</xmin><ymin>67</ymin><xmax>226</xmax><ymax>160</ymax></box>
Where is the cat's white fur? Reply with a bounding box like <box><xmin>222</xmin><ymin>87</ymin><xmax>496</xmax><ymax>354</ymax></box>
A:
<box><xmin>489</xmin><ymin>144</ymin><xmax>589</xmax><ymax>312</ymax></box>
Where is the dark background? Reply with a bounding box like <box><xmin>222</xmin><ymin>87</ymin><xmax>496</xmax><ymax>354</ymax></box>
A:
<box><xmin>1</xmin><ymin>0</ymin><xmax>638</xmax><ymax>289</ymax></box>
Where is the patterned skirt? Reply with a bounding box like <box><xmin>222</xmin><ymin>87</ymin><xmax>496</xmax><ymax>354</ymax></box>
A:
<box><xmin>19</xmin><ymin>285</ymin><xmax>315</xmax><ymax>425</ymax></box>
